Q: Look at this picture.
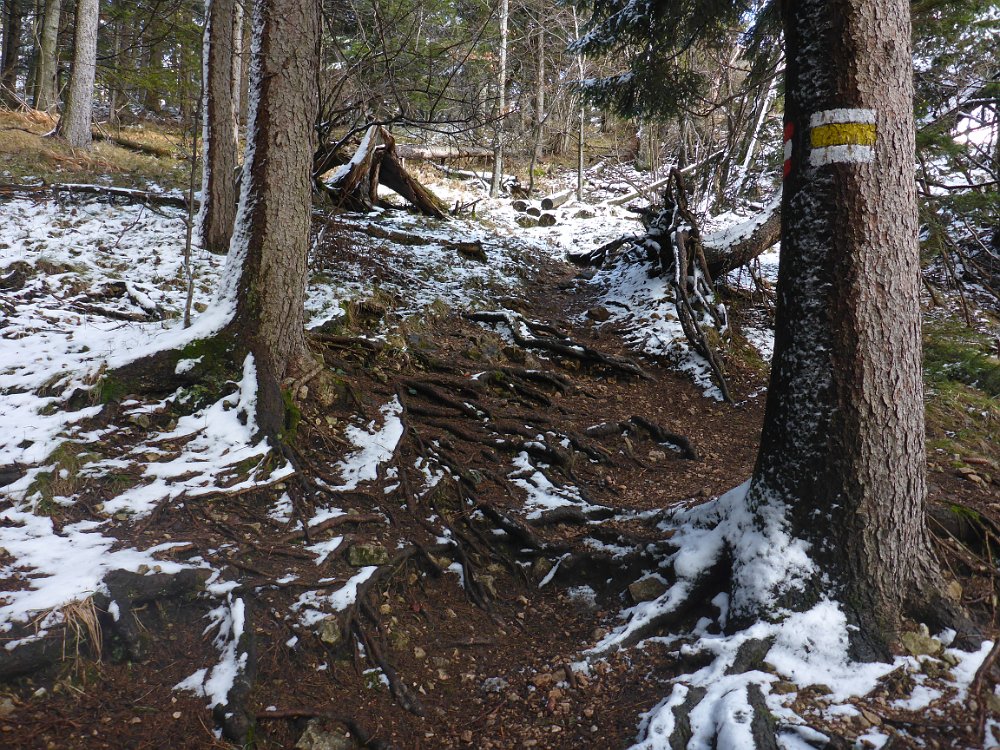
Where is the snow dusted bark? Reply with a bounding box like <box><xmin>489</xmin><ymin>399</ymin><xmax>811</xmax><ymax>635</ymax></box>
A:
<box><xmin>230</xmin><ymin>1</ymin><xmax>244</xmax><ymax>143</ymax></box>
<box><xmin>743</xmin><ymin>0</ymin><xmax>951</xmax><ymax>655</ymax></box>
<box><xmin>34</xmin><ymin>0</ymin><xmax>61</xmax><ymax>114</ymax></box>
<box><xmin>222</xmin><ymin>0</ymin><xmax>319</xmax><ymax>438</ymax></box>
<box><xmin>58</xmin><ymin>0</ymin><xmax>98</xmax><ymax>148</ymax></box>
<box><xmin>199</xmin><ymin>0</ymin><xmax>238</xmax><ymax>255</ymax></box>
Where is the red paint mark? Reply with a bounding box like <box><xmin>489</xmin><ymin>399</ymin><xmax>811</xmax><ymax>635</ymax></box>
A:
<box><xmin>783</xmin><ymin>121</ymin><xmax>794</xmax><ymax>179</ymax></box>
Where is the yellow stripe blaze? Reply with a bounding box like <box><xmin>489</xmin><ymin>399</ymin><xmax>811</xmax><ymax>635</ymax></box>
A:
<box><xmin>810</xmin><ymin>122</ymin><xmax>876</xmax><ymax>148</ymax></box>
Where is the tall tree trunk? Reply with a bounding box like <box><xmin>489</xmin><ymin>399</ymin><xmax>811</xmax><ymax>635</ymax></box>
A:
<box><xmin>489</xmin><ymin>0</ymin><xmax>508</xmax><ymax>198</ymax></box>
<box><xmin>24</xmin><ymin>0</ymin><xmax>40</xmax><ymax>105</ymax></box>
<box><xmin>743</xmin><ymin>0</ymin><xmax>955</xmax><ymax>657</ymax></box>
<box><xmin>33</xmin><ymin>0</ymin><xmax>59</xmax><ymax>113</ymax></box>
<box><xmin>0</xmin><ymin>0</ymin><xmax>24</xmax><ymax>106</ymax></box>
<box><xmin>230</xmin><ymin>0</ymin><xmax>243</xmax><ymax>142</ymax></box>
<box><xmin>56</xmin><ymin>0</ymin><xmax>97</xmax><ymax>148</ymax></box>
<box><xmin>198</xmin><ymin>0</ymin><xmax>238</xmax><ymax>255</ymax></box>
<box><xmin>218</xmin><ymin>0</ymin><xmax>319</xmax><ymax>438</ymax></box>
<box><xmin>107</xmin><ymin>2</ymin><xmax>122</xmax><ymax>126</ymax></box>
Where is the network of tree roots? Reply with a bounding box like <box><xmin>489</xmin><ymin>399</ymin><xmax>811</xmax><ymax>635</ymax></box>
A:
<box><xmin>1</xmin><ymin>220</ymin><xmax>998</xmax><ymax>750</ymax></box>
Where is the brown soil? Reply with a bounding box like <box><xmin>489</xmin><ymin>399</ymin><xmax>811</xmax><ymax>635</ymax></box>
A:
<box><xmin>1</xmin><ymin>222</ymin><xmax>998</xmax><ymax>750</ymax></box>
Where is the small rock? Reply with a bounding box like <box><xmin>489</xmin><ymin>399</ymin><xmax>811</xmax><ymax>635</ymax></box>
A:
<box><xmin>647</xmin><ymin>450</ymin><xmax>667</xmax><ymax>462</ymax></box>
<box><xmin>941</xmin><ymin>651</ymin><xmax>960</xmax><ymax>667</ymax></box>
<box><xmin>347</xmin><ymin>543</ymin><xmax>389</xmax><ymax>567</ymax></box>
<box><xmin>296</xmin><ymin>719</ymin><xmax>357</xmax><ymax>750</ymax></box>
<box><xmin>900</xmin><ymin>625</ymin><xmax>942</xmax><ymax>657</ymax></box>
<box><xmin>988</xmin><ymin>692</ymin><xmax>1000</xmax><ymax>714</ymax></box>
<box><xmin>945</xmin><ymin>580</ymin><xmax>963</xmax><ymax>601</ymax></box>
<box><xmin>316</xmin><ymin>617</ymin><xmax>342</xmax><ymax>646</ymax></box>
<box><xmin>460</xmin><ymin>730</ymin><xmax>473</xmax><ymax>743</ymax></box>
<box><xmin>628</xmin><ymin>576</ymin><xmax>667</xmax><ymax>603</ymax></box>
<box><xmin>0</xmin><ymin>698</ymin><xmax>15</xmax><ymax>718</ymax></box>
<box><xmin>770</xmin><ymin>681</ymin><xmax>797</xmax><ymax>695</ymax></box>
<box><xmin>860</xmin><ymin>708</ymin><xmax>881</xmax><ymax>726</ymax></box>
<box><xmin>413</xmin><ymin>646</ymin><xmax>426</xmax><ymax>660</ymax></box>
<box><xmin>481</xmin><ymin>676</ymin><xmax>508</xmax><ymax>693</ymax></box>
<box><xmin>586</xmin><ymin>306</ymin><xmax>611</xmax><ymax>322</ymax></box>
<box><xmin>531</xmin><ymin>673</ymin><xmax>556</xmax><ymax>689</ymax></box>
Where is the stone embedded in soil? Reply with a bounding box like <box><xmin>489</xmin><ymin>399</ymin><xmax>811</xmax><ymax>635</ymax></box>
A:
<box><xmin>295</xmin><ymin>719</ymin><xmax>357</xmax><ymax>750</ymax></box>
<box><xmin>628</xmin><ymin>576</ymin><xmax>667</xmax><ymax>603</ymax></box>
<box><xmin>586</xmin><ymin>306</ymin><xmax>611</xmax><ymax>322</ymax></box>
<box><xmin>347</xmin><ymin>543</ymin><xmax>389</xmax><ymax>566</ymax></box>
<box><xmin>316</xmin><ymin>617</ymin><xmax>342</xmax><ymax>646</ymax></box>
<box><xmin>900</xmin><ymin>626</ymin><xmax>942</xmax><ymax>657</ymax></box>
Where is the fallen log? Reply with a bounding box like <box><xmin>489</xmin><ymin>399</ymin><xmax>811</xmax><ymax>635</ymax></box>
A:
<box><xmin>93</xmin><ymin>130</ymin><xmax>176</xmax><ymax>159</ymax></box>
<box><xmin>539</xmin><ymin>212</ymin><xmax>557</xmax><ymax>227</ymax></box>
<box><xmin>701</xmin><ymin>194</ymin><xmax>781</xmax><ymax>278</ymax></box>
<box><xmin>318</xmin><ymin>126</ymin><xmax>447</xmax><ymax>218</ymax></box>
<box><xmin>395</xmin><ymin>144</ymin><xmax>491</xmax><ymax>160</ymax></box>
<box><xmin>0</xmin><ymin>182</ymin><xmax>188</xmax><ymax>208</ymax></box>
<box><xmin>541</xmin><ymin>188</ymin><xmax>574</xmax><ymax>211</ymax></box>
<box><xmin>512</xmin><ymin>199</ymin><xmax>529</xmax><ymax>212</ymax></box>
<box><xmin>377</xmin><ymin>131</ymin><xmax>447</xmax><ymax>219</ymax></box>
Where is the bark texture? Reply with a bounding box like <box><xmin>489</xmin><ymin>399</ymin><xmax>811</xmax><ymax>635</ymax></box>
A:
<box><xmin>0</xmin><ymin>0</ymin><xmax>24</xmax><ymax>106</ymax></box>
<box><xmin>58</xmin><ymin>0</ymin><xmax>98</xmax><ymax>148</ymax></box>
<box><xmin>226</xmin><ymin>0</ymin><xmax>319</xmax><ymax>438</ymax></box>
<box><xmin>745</xmin><ymin>0</ymin><xmax>945</xmax><ymax>656</ymax></box>
<box><xmin>199</xmin><ymin>0</ymin><xmax>239</xmax><ymax>255</ymax></box>
<box><xmin>34</xmin><ymin>0</ymin><xmax>60</xmax><ymax>113</ymax></box>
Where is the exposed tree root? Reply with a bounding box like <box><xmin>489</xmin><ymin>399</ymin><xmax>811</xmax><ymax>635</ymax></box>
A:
<box><xmin>584</xmin><ymin>415</ymin><xmax>698</xmax><ymax>460</ymax></box>
<box><xmin>465</xmin><ymin>309</ymin><xmax>649</xmax><ymax>379</ymax></box>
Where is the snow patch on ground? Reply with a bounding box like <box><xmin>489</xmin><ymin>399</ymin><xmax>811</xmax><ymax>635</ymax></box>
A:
<box><xmin>175</xmin><ymin>596</ymin><xmax>248</xmax><ymax>709</ymax></box>
<box><xmin>0</xmin><ymin>507</ymin><xmax>187</xmax><ymax>635</ymax></box>
<box><xmin>330</xmin><ymin>397</ymin><xmax>404</xmax><ymax>490</ymax></box>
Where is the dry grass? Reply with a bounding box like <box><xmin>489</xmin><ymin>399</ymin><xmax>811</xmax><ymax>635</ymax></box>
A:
<box><xmin>0</xmin><ymin>109</ymin><xmax>190</xmax><ymax>190</ymax></box>
<box><xmin>59</xmin><ymin>597</ymin><xmax>103</xmax><ymax>663</ymax></box>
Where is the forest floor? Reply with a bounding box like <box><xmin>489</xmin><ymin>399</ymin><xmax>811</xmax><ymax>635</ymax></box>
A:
<box><xmin>1</xmin><ymin>112</ymin><xmax>1000</xmax><ymax>749</ymax></box>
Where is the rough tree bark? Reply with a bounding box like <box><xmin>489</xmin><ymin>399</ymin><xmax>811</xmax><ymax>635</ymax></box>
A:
<box><xmin>56</xmin><ymin>0</ymin><xmax>98</xmax><ymax>148</ymax></box>
<box><xmin>198</xmin><ymin>0</ymin><xmax>238</xmax><ymax>255</ymax></box>
<box><xmin>34</xmin><ymin>0</ymin><xmax>61</xmax><ymax>114</ymax></box>
<box><xmin>0</xmin><ymin>0</ymin><xmax>24</xmax><ymax>106</ymax></box>
<box><xmin>743</xmin><ymin>0</ymin><xmax>963</xmax><ymax>656</ymax></box>
<box><xmin>220</xmin><ymin>0</ymin><xmax>320</xmax><ymax>438</ymax></box>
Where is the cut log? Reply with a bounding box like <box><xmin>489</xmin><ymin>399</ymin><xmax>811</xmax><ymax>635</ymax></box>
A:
<box><xmin>512</xmin><ymin>199</ymin><xmax>529</xmax><ymax>212</ymax></box>
<box><xmin>0</xmin><ymin>182</ymin><xmax>187</xmax><ymax>208</ymax></box>
<box><xmin>538</xmin><ymin>212</ymin><xmax>557</xmax><ymax>227</ymax></box>
<box><xmin>526</xmin><ymin>206</ymin><xmax>541</xmax><ymax>217</ymax></box>
<box><xmin>701</xmin><ymin>193</ymin><xmax>781</xmax><ymax>277</ymax></box>
<box><xmin>541</xmin><ymin>188</ymin><xmax>574</xmax><ymax>211</ymax></box>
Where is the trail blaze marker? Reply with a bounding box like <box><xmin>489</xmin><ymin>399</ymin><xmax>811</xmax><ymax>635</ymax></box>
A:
<box><xmin>809</xmin><ymin>108</ymin><xmax>876</xmax><ymax>166</ymax></box>
<box><xmin>783</xmin><ymin>122</ymin><xmax>794</xmax><ymax>179</ymax></box>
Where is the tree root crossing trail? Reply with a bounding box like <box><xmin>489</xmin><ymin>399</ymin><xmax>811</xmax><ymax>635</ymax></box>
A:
<box><xmin>0</xmin><ymin>193</ymin><xmax>996</xmax><ymax>748</ymax></box>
